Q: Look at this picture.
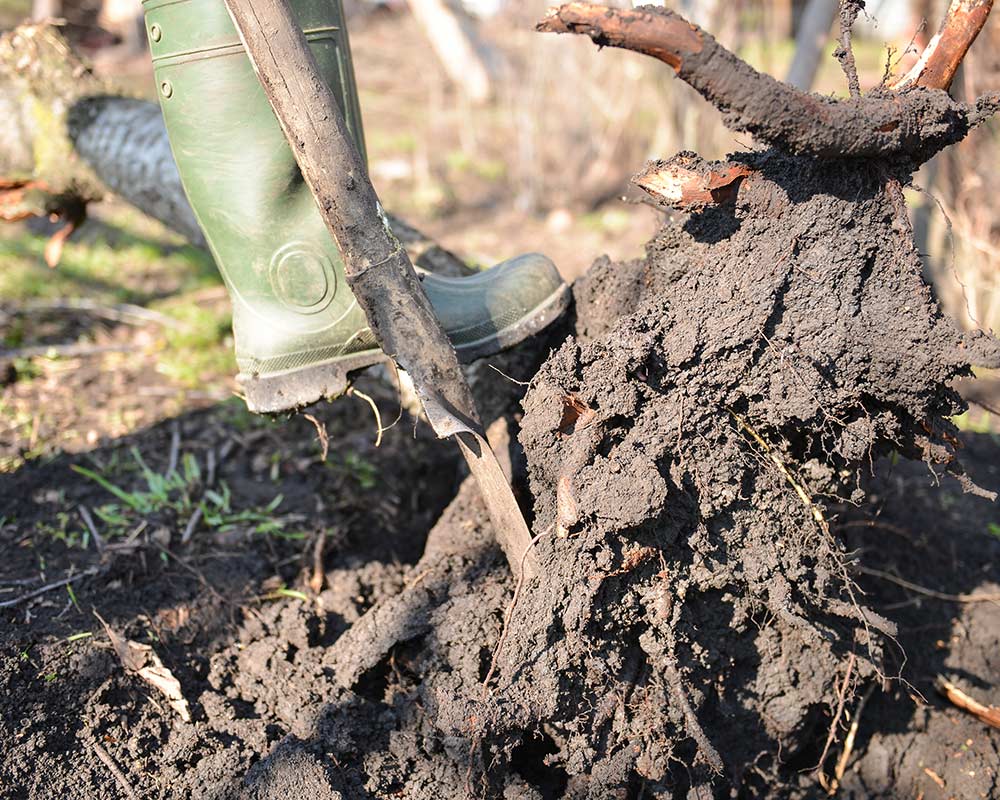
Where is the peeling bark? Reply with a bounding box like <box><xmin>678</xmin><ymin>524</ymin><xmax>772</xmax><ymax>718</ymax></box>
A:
<box><xmin>633</xmin><ymin>153</ymin><xmax>751</xmax><ymax>211</ymax></box>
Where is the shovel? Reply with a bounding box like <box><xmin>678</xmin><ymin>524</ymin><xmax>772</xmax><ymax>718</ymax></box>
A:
<box><xmin>221</xmin><ymin>0</ymin><xmax>539</xmax><ymax>580</ymax></box>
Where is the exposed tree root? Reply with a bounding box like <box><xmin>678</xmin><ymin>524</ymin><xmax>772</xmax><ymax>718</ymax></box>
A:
<box><xmin>537</xmin><ymin>3</ymin><xmax>996</xmax><ymax>161</ymax></box>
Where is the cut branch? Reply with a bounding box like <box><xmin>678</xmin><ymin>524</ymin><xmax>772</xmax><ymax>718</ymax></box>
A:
<box><xmin>537</xmin><ymin>3</ymin><xmax>991</xmax><ymax>162</ymax></box>
<box><xmin>892</xmin><ymin>0</ymin><xmax>994</xmax><ymax>91</ymax></box>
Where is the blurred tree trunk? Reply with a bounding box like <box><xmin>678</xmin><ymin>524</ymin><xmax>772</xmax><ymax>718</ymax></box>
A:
<box><xmin>771</xmin><ymin>0</ymin><xmax>793</xmax><ymax>42</ymax></box>
<box><xmin>786</xmin><ymin>0</ymin><xmax>838</xmax><ymax>90</ymax></box>
<box><xmin>407</xmin><ymin>0</ymin><xmax>496</xmax><ymax>103</ymax></box>
<box><xmin>98</xmin><ymin>0</ymin><xmax>146</xmax><ymax>54</ymax></box>
<box><xmin>31</xmin><ymin>0</ymin><xmax>62</xmax><ymax>20</ymax></box>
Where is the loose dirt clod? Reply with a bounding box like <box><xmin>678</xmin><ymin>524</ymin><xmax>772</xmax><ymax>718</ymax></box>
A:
<box><xmin>96</xmin><ymin>611</ymin><xmax>192</xmax><ymax>722</ymax></box>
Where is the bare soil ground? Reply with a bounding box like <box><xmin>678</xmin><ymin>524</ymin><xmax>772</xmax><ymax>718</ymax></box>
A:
<box><xmin>2</xmin><ymin>191</ymin><xmax>999</xmax><ymax>796</ymax></box>
<box><xmin>1</xmin><ymin>365</ymin><xmax>998</xmax><ymax>799</ymax></box>
<box><xmin>2</xmin><ymin>6</ymin><xmax>1000</xmax><ymax>800</ymax></box>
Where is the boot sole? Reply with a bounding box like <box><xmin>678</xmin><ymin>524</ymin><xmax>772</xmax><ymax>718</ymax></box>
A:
<box><xmin>239</xmin><ymin>282</ymin><xmax>571</xmax><ymax>414</ymax></box>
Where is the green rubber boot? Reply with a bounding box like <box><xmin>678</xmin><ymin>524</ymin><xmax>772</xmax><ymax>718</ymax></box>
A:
<box><xmin>142</xmin><ymin>0</ymin><xmax>568</xmax><ymax>413</ymax></box>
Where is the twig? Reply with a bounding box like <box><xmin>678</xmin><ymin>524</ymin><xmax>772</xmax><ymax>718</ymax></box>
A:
<box><xmin>729</xmin><ymin>410</ymin><xmax>827</xmax><ymax>531</ymax></box>
<box><xmin>0</xmin><ymin>567</ymin><xmax>100</xmax><ymax>608</ymax></box>
<box><xmin>834</xmin><ymin>0</ymin><xmax>863</xmax><ymax>98</ymax></box>
<box><xmin>302</xmin><ymin>413</ymin><xmax>330</xmax><ymax>460</ymax></box>
<box><xmin>857</xmin><ymin>565</ymin><xmax>1000</xmax><ymax>603</ymax></box>
<box><xmin>482</xmin><ymin>526</ymin><xmax>552</xmax><ymax>692</ymax></box>
<box><xmin>167</xmin><ymin>423</ymin><xmax>180</xmax><ymax>476</ymax></box>
<box><xmin>828</xmin><ymin>684</ymin><xmax>875</xmax><ymax>793</ymax></box>
<box><xmin>663</xmin><ymin>655</ymin><xmax>724</xmax><ymax>774</ymax></box>
<box><xmin>309</xmin><ymin>530</ymin><xmax>326</xmax><ymax>594</ymax></box>
<box><xmin>658</xmin><ymin>587</ymin><xmax>725</xmax><ymax>776</ymax></box>
<box><xmin>487</xmin><ymin>364</ymin><xmax>531</xmax><ymax>386</ymax></box>
<box><xmin>21</xmin><ymin>298</ymin><xmax>180</xmax><ymax>328</ymax></box>
<box><xmin>90</xmin><ymin>741</ymin><xmax>137</xmax><ymax>798</ymax></box>
<box><xmin>78</xmin><ymin>506</ymin><xmax>104</xmax><ymax>554</ymax></box>
<box><xmin>222</xmin><ymin>0</ymin><xmax>538</xmax><ymax>578</ymax></box>
<box><xmin>205</xmin><ymin>448</ymin><xmax>218</xmax><ymax>488</ymax></box>
<box><xmin>154</xmin><ymin>544</ymin><xmax>230</xmax><ymax>609</ymax></box>
<box><xmin>891</xmin><ymin>0</ymin><xmax>994</xmax><ymax>90</ymax></box>
<box><xmin>935</xmin><ymin>676</ymin><xmax>1000</xmax><ymax>729</ymax></box>
<box><xmin>180</xmin><ymin>506</ymin><xmax>203</xmax><ymax>546</ymax></box>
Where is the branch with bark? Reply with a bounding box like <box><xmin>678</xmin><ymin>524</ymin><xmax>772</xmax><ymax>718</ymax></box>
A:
<box><xmin>536</xmin><ymin>2</ymin><xmax>997</xmax><ymax>163</ymax></box>
<box><xmin>222</xmin><ymin>0</ymin><xmax>537</xmax><ymax>579</ymax></box>
<box><xmin>892</xmin><ymin>0</ymin><xmax>994</xmax><ymax>91</ymax></box>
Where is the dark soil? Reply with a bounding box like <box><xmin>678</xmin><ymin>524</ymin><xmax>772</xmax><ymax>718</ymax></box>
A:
<box><xmin>2</xmin><ymin>1</ymin><xmax>999</xmax><ymax>795</ymax></box>
<box><xmin>3</xmin><ymin>147</ymin><xmax>1000</xmax><ymax>799</ymax></box>
<box><xmin>504</xmin><ymin>150</ymin><xmax>1000</xmax><ymax>797</ymax></box>
<box><xmin>1</xmin><ymin>412</ymin><xmax>997</xmax><ymax>799</ymax></box>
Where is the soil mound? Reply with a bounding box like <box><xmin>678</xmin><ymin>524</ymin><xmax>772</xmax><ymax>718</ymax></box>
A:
<box><xmin>262</xmin><ymin>149</ymin><xmax>1000</xmax><ymax>798</ymax></box>
<box><xmin>509</xmin><ymin>150</ymin><xmax>1000</xmax><ymax>795</ymax></box>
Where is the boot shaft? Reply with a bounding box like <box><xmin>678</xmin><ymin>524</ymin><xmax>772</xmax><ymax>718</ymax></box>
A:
<box><xmin>144</xmin><ymin>0</ymin><xmax>365</xmax><ymax>157</ymax></box>
<box><xmin>143</xmin><ymin>0</ymin><xmax>370</xmax><ymax>370</ymax></box>
<box><xmin>142</xmin><ymin>0</ymin><xmax>571</xmax><ymax>413</ymax></box>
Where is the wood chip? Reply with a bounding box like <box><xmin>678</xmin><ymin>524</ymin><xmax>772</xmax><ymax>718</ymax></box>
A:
<box><xmin>936</xmin><ymin>676</ymin><xmax>1000</xmax><ymax>730</ymax></box>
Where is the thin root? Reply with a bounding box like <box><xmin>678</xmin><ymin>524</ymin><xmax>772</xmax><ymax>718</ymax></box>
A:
<box><xmin>857</xmin><ymin>565</ymin><xmax>1000</xmax><ymax>604</ymax></box>
<box><xmin>815</xmin><ymin>652</ymin><xmax>856</xmax><ymax>782</ymax></box>
<box><xmin>482</xmin><ymin>525</ymin><xmax>552</xmax><ymax>692</ymax></box>
<box><xmin>827</xmin><ymin>684</ymin><xmax>875</xmax><ymax>794</ymax></box>
<box><xmin>346</xmin><ymin>387</ymin><xmax>384</xmax><ymax>447</ymax></box>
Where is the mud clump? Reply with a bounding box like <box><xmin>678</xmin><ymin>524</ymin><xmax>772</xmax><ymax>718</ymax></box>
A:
<box><xmin>260</xmin><ymin>150</ymin><xmax>998</xmax><ymax>798</ymax></box>
<box><xmin>501</xmin><ymin>150</ymin><xmax>1000</xmax><ymax>795</ymax></box>
<box><xmin>229</xmin><ymin>149</ymin><xmax>1000</xmax><ymax>798</ymax></box>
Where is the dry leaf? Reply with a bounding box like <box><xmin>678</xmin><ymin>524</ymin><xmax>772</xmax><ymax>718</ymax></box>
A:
<box><xmin>94</xmin><ymin>611</ymin><xmax>191</xmax><ymax>722</ymax></box>
<box><xmin>557</xmin><ymin>394</ymin><xmax>596</xmax><ymax>437</ymax></box>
